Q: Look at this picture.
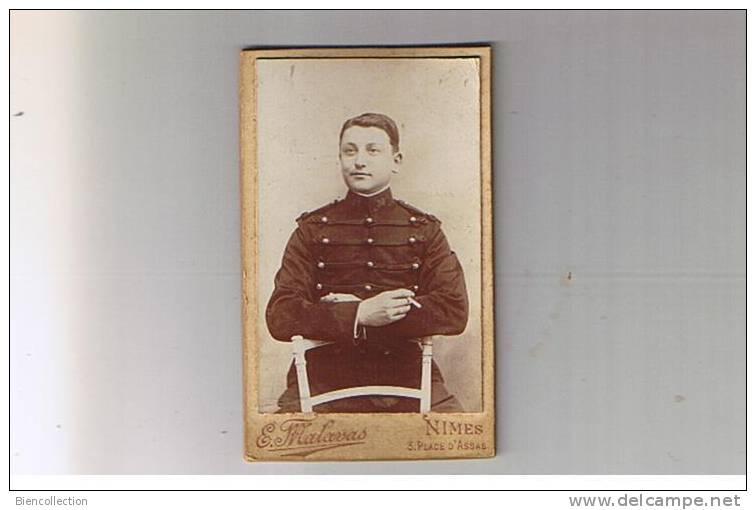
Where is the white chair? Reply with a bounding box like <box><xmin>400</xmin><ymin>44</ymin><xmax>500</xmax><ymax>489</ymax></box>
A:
<box><xmin>291</xmin><ymin>335</ymin><xmax>433</xmax><ymax>413</ymax></box>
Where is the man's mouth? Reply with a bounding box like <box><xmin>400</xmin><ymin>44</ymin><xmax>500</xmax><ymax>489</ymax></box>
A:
<box><xmin>350</xmin><ymin>172</ymin><xmax>372</xmax><ymax>177</ymax></box>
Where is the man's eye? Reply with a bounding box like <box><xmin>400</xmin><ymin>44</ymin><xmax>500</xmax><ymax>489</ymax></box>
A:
<box><xmin>367</xmin><ymin>148</ymin><xmax>380</xmax><ymax>155</ymax></box>
<box><xmin>343</xmin><ymin>149</ymin><xmax>356</xmax><ymax>156</ymax></box>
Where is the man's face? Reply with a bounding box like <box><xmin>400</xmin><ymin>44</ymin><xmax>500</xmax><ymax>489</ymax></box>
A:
<box><xmin>339</xmin><ymin>126</ymin><xmax>401</xmax><ymax>195</ymax></box>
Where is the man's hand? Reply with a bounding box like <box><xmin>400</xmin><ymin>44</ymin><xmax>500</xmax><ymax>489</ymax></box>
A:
<box><xmin>320</xmin><ymin>293</ymin><xmax>361</xmax><ymax>304</ymax></box>
<box><xmin>355</xmin><ymin>289</ymin><xmax>415</xmax><ymax>327</ymax></box>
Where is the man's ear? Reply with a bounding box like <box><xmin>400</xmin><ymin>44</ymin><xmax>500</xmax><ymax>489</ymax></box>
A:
<box><xmin>392</xmin><ymin>152</ymin><xmax>403</xmax><ymax>172</ymax></box>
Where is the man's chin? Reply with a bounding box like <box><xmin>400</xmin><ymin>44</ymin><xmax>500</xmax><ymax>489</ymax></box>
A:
<box><xmin>347</xmin><ymin>182</ymin><xmax>376</xmax><ymax>194</ymax></box>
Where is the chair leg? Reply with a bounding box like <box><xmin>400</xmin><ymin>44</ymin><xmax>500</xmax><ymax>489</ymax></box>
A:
<box><xmin>292</xmin><ymin>336</ymin><xmax>313</xmax><ymax>413</ymax></box>
<box><xmin>420</xmin><ymin>340</ymin><xmax>433</xmax><ymax>412</ymax></box>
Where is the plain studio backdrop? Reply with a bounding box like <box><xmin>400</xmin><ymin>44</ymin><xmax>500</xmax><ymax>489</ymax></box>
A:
<box><xmin>255</xmin><ymin>58</ymin><xmax>482</xmax><ymax>412</ymax></box>
<box><xmin>10</xmin><ymin>11</ymin><xmax>744</xmax><ymax>474</ymax></box>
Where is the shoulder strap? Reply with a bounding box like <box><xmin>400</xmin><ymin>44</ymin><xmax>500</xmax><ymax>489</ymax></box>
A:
<box><xmin>296</xmin><ymin>198</ymin><xmax>342</xmax><ymax>225</ymax></box>
<box><xmin>395</xmin><ymin>199</ymin><xmax>440</xmax><ymax>223</ymax></box>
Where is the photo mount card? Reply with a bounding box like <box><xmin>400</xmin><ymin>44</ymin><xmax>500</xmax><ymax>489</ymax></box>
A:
<box><xmin>241</xmin><ymin>46</ymin><xmax>494</xmax><ymax>461</ymax></box>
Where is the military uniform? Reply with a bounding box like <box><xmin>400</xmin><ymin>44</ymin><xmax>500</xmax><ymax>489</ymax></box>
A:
<box><xmin>266</xmin><ymin>188</ymin><xmax>469</xmax><ymax>412</ymax></box>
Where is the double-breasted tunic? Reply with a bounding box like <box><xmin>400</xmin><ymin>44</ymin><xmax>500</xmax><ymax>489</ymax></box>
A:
<box><xmin>266</xmin><ymin>188</ymin><xmax>469</xmax><ymax>412</ymax></box>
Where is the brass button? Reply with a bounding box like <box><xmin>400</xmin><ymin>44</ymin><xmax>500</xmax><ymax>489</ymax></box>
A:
<box><xmin>412</xmin><ymin>262</ymin><xmax>420</xmax><ymax>270</ymax></box>
<box><xmin>317</xmin><ymin>261</ymin><xmax>325</xmax><ymax>269</ymax></box>
<box><xmin>366</xmin><ymin>261</ymin><xmax>375</xmax><ymax>268</ymax></box>
<box><xmin>321</xmin><ymin>216</ymin><xmax>328</xmax><ymax>223</ymax></box>
<box><xmin>409</xmin><ymin>216</ymin><xmax>417</xmax><ymax>223</ymax></box>
<box><xmin>321</xmin><ymin>237</ymin><xmax>330</xmax><ymax>244</ymax></box>
<box><xmin>384</xmin><ymin>350</ymin><xmax>391</xmax><ymax>356</ymax></box>
<box><xmin>412</xmin><ymin>285</ymin><xmax>419</xmax><ymax>291</ymax></box>
<box><xmin>366</xmin><ymin>238</ymin><xmax>374</xmax><ymax>245</ymax></box>
<box><xmin>315</xmin><ymin>283</ymin><xmax>323</xmax><ymax>290</ymax></box>
<box><xmin>364</xmin><ymin>284</ymin><xmax>373</xmax><ymax>291</ymax></box>
<box><xmin>408</xmin><ymin>236</ymin><xmax>417</xmax><ymax>244</ymax></box>
<box><xmin>365</xmin><ymin>217</ymin><xmax>374</xmax><ymax>224</ymax></box>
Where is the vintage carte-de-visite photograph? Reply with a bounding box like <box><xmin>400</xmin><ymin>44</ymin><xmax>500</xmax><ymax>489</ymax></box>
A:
<box><xmin>241</xmin><ymin>47</ymin><xmax>493</xmax><ymax>461</ymax></box>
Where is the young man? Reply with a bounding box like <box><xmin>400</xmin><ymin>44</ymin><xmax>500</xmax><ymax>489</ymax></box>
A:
<box><xmin>266</xmin><ymin>112</ymin><xmax>469</xmax><ymax>412</ymax></box>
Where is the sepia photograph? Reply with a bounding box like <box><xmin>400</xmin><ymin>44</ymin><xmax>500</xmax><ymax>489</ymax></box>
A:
<box><xmin>241</xmin><ymin>46</ymin><xmax>493</xmax><ymax>460</ymax></box>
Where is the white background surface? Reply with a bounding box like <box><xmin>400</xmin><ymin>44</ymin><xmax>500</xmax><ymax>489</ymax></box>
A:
<box><xmin>10</xmin><ymin>10</ymin><xmax>744</xmax><ymax>474</ymax></box>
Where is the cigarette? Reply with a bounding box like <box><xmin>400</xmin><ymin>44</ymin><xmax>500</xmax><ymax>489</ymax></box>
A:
<box><xmin>408</xmin><ymin>297</ymin><xmax>422</xmax><ymax>309</ymax></box>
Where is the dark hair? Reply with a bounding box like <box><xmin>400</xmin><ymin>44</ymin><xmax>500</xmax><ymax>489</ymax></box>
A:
<box><xmin>339</xmin><ymin>113</ymin><xmax>400</xmax><ymax>153</ymax></box>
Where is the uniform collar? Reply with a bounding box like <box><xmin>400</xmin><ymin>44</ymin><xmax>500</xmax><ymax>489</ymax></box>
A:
<box><xmin>344</xmin><ymin>187</ymin><xmax>394</xmax><ymax>214</ymax></box>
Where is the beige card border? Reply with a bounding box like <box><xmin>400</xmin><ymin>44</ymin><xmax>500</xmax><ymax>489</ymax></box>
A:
<box><xmin>241</xmin><ymin>46</ymin><xmax>494</xmax><ymax>461</ymax></box>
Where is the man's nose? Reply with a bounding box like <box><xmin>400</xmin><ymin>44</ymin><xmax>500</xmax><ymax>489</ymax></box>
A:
<box><xmin>354</xmin><ymin>151</ymin><xmax>366</xmax><ymax>169</ymax></box>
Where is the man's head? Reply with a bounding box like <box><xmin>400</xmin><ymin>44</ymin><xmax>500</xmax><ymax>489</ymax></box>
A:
<box><xmin>339</xmin><ymin>113</ymin><xmax>403</xmax><ymax>195</ymax></box>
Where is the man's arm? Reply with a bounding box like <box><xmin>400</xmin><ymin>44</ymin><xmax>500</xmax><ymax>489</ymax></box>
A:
<box><xmin>363</xmin><ymin>227</ymin><xmax>469</xmax><ymax>341</ymax></box>
<box><xmin>265</xmin><ymin>228</ymin><xmax>360</xmax><ymax>343</ymax></box>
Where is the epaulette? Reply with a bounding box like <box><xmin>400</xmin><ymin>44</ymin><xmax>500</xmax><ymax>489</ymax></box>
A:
<box><xmin>296</xmin><ymin>198</ymin><xmax>342</xmax><ymax>224</ymax></box>
<box><xmin>395</xmin><ymin>199</ymin><xmax>440</xmax><ymax>223</ymax></box>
